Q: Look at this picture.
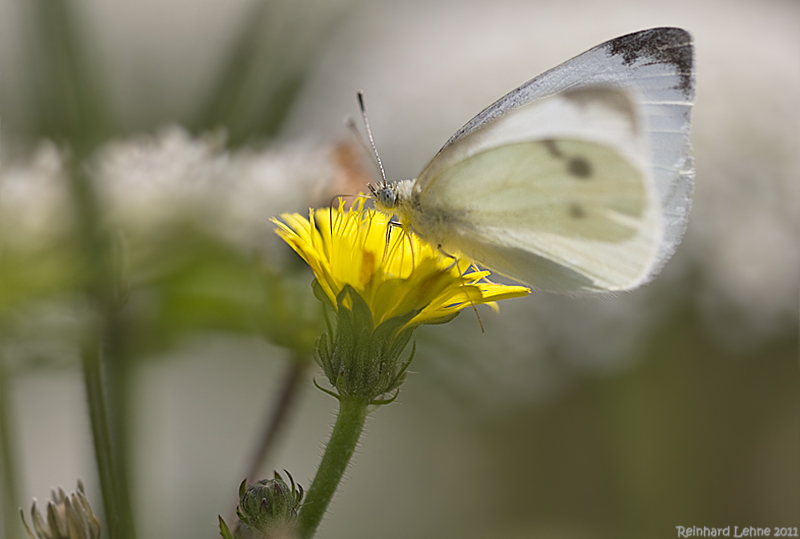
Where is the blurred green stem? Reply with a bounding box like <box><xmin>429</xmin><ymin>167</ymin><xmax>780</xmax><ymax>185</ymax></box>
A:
<box><xmin>28</xmin><ymin>0</ymin><xmax>130</xmax><ymax>530</ymax></box>
<box><xmin>69</xmin><ymin>163</ymin><xmax>136</xmax><ymax>539</ymax></box>
<box><xmin>81</xmin><ymin>339</ymin><xmax>126</xmax><ymax>538</ymax></box>
<box><xmin>27</xmin><ymin>0</ymin><xmax>112</xmax><ymax>152</ymax></box>
<box><xmin>107</xmin><ymin>347</ymin><xmax>136</xmax><ymax>539</ymax></box>
<box><xmin>193</xmin><ymin>0</ymin><xmax>351</xmax><ymax>146</ymax></box>
<box><xmin>0</xmin><ymin>351</ymin><xmax>21</xmax><ymax>539</ymax></box>
<box><xmin>297</xmin><ymin>395</ymin><xmax>369</xmax><ymax>539</ymax></box>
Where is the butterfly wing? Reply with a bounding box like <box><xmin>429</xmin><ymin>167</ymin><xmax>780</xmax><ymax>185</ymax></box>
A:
<box><xmin>414</xmin><ymin>27</ymin><xmax>695</xmax><ymax>289</ymax></box>
<box><xmin>410</xmin><ymin>86</ymin><xmax>661</xmax><ymax>292</ymax></box>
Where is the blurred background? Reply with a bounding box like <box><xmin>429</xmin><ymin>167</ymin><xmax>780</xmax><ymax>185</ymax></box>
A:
<box><xmin>0</xmin><ymin>0</ymin><xmax>797</xmax><ymax>538</ymax></box>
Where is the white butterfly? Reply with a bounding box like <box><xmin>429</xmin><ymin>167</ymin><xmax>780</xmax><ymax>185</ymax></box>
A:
<box><xmin>368</xmin><ymin>27</ymin><xmax>695</xmax><ymax>293</ymax></box>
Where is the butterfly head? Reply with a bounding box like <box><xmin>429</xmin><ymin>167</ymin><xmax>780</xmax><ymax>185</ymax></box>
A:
<box><xmin>368</xmin><ymin>180</ymin><xmax>399</xmax><ymax>210</ymax></box>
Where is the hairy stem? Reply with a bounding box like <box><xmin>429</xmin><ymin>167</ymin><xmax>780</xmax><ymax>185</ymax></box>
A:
<box><xmin>297</xmin><ymin>395</ymin><xmax>369</xmax><ymax>539</ymax></box>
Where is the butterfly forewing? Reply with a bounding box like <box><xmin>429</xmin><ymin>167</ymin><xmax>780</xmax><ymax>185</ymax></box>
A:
<box><xmin>406</xmin><ymin>27</ymin><xmax>694</xmax><ymax>292</ymax></box>
<box><xmin>417</xmin><ymin>28</ymin><xmax>694</xmax><ymax>285</ymax></box>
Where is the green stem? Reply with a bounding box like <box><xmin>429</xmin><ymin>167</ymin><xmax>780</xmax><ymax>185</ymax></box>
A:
<box><xmin>0</xmin><ymin>352</ymin><xmax>21</xmax><ymax>539</ymax></box>
<box><xmin>297</xmin><ymin>395</ymin><xmax>369</xmax><ymax>539</ymax></box>
<box><xmin>107</xmin><ymin>347</ymin><xmax>136</xmax><ymax>539</ymax></box>
<box><xmin>80</xmin><ymin>339</ymin><xmax>124</xmax><ymax>539</ymax></box>
<box><xmin>68</xmin><ymin>163</ymin><xmax>136</xmax><ymax>539</ymax></box>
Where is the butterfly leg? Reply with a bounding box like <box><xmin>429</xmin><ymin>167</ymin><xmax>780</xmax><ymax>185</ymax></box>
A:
<box><xmin>383</xmin><ymin>219</ymin><xmax>416</xmax><ymax>268</ymax></box>
<box><xmin>436</xmin><ymin>246</ymin><xmax>486</xmax><ymax>333</ymax></box>
<box><xmin>437</xmin><ymin>245</ymin><xmax>461</xmax><ymax>272</ymax></box>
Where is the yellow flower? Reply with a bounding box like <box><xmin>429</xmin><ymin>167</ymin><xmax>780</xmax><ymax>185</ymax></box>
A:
<box><xmin>272</xmin><ymin>197</ymin><xmax>528</xmax><ymax>402</ymax></box>
<box><xmin>272</xmin><ymin>197</ymin><xmax>528</xmax><ymax>330</ymax></box>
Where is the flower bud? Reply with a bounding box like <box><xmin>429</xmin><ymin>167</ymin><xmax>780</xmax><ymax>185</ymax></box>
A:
<box><xmin>20</xmin><ymin>480</ymin><xmax>101</xmax><ymax>539</ymax></box>
<box><xmin>231</xmin><ymin>471</ymin><xmax>304</xmax><ymax>539</ymax></box>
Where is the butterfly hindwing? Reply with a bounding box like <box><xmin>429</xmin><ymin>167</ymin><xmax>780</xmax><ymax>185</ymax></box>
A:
<box><xmin>415</xmin><ymin>141</ymin><xmax>659</xmax><ymax>291</ymax></box>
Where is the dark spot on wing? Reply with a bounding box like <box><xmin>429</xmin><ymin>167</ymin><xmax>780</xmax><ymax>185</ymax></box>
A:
<box><xmin>542</xmin><ymin>139</ymin><xmax>564</xmax><ymax>158</ymax></box>
<box><xmin>568</xmin><ymin>157</ymin><xmax>592</xmax><ymax>179</ymax></box>
<box><xmin>605</xmin><ymin>27</ymin><xmax>694</xmax><ymax>95</ymax></box>
<box><xmin>569</xmin><ymin>203</ymin><xmax>586</xmax><ymax>219</ymax></box>
<box><xmin>542</xmin><ymin>140</ymin><xmax>594</xmax><ymax>179</ymax></box>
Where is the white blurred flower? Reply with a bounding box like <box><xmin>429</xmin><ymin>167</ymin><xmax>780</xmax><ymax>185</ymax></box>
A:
<box><xmin>0</xmin><ymin>126</ymin><xmax>368</xmax><ymax>260</ymax></box>
<box><xmin>0</xmin><ymin>143</ymin><xmax>71</xmax><ymax>249</ymax></box>
<box><xmin>91</xmin><ymin>127</ymin><xmax>360</xmax><ymax>256</ymax></box>
<box><xmin>0</xmin><ymin>127</ymin><xmax>366</xmax><ymax>368</ymax></box>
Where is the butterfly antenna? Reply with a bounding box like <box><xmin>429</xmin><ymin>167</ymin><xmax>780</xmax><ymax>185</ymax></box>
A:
<box><xmin>345</xmin><ymin>117</ymin><xmax>380</xmax><ymax>177</ymax></box>
<box><xmin>356</xmin><ymin>90</ymin><xmax>387</xmax><ymax>183</ymax></box>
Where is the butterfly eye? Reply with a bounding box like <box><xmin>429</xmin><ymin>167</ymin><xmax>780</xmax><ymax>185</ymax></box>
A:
<box><xmin>377</xmin><ymin>187</ymin><xmax>397</xmax><ymax>208</ymax></box>
<box><xmin>368</xmin><ymin>182</ymin><xmax>398</xmax><ymax>209</ymax></box>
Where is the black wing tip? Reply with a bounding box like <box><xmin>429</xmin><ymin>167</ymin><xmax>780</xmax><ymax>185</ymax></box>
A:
<box><xmin>631</xmin><ymin>27</ymin><xmax>692</xmax><ymax>40</ymax></box>
<box><xmin>613</xmin><ymin>27</ymin><xmax>693</xmax><ymax>47</ymax></box>
<box><xmin>605</xmin><ymin>27</ymin><xmax>695</xmax><ymax>96</ymax></box>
